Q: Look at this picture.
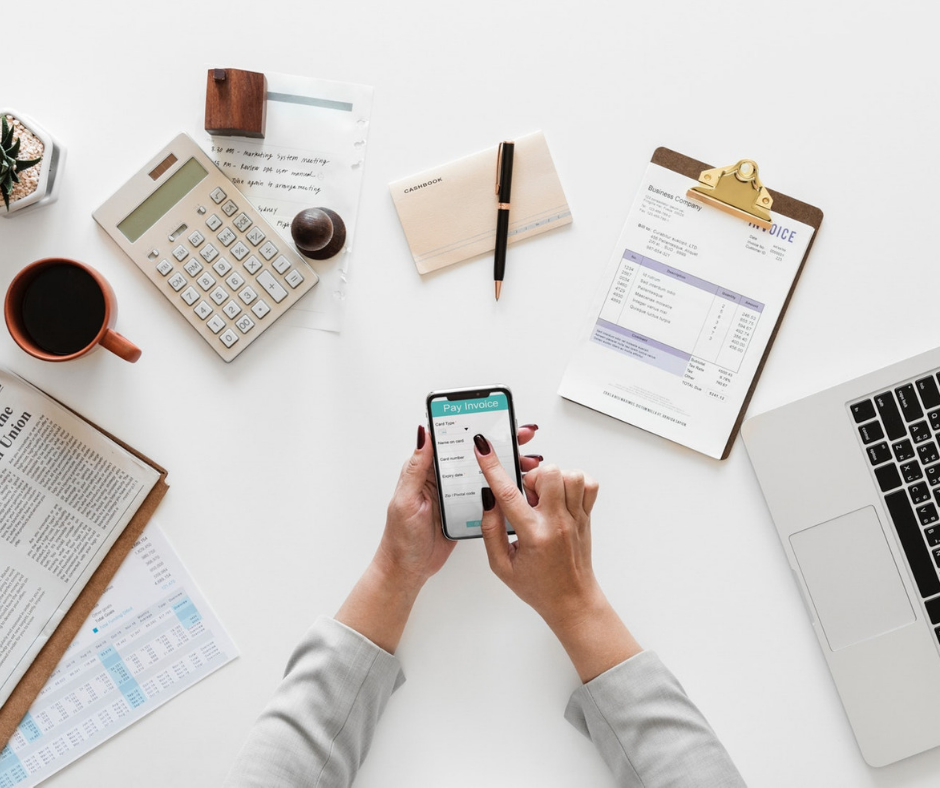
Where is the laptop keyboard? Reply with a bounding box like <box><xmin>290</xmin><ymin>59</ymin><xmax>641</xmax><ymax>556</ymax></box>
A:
<box><xmin>852</xmin><ymin>374</ymin><xmax>940</xmax><ymax>639</ymax></box>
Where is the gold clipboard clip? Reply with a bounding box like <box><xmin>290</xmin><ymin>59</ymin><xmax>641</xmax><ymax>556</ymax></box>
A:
<box><xmin>687</xmin><ymin>159</ymin><xmax>773</xmax><ymax>230</ymax></box>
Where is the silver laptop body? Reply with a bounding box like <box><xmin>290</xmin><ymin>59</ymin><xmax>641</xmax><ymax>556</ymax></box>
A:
<box><xmin>743</xmin><ymin>346</ymin><xmax>940</xmax><ymax>767</ymax></box>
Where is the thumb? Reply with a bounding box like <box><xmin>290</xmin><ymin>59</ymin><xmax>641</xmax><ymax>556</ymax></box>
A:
<box><xmin>399</xmin><ymin>425</ymin><xmax>433</xmax><ymax>495</ymax></box>
<box><xmin>479</xmin><ymin>487</ymin><xmax>512</xmax><ymax>580</ymax></box>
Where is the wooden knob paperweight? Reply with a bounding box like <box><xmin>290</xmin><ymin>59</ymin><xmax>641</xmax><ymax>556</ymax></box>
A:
<box><xmin>290</xmin><ymin>208</ymin><xmax>346</xmax><ymax>260</ymax></box>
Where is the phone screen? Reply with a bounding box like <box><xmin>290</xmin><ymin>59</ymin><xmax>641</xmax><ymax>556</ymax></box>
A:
<box><xmin>428</xmin><ymin>388</ymin><xmax>520</xmax><ymax>539</ymax></box>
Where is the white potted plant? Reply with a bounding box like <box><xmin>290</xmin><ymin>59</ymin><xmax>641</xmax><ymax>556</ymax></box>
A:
<box><xmin>0</xmin><ymin>110</ymin><xmax>65</xmax><ymax>216</ymax></box>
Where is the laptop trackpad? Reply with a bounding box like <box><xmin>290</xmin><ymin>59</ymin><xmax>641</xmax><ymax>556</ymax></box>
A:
<box><xmin>790</xmin><ymin>506</ymin><xmax>915</xmax><ymax>651</ymax></box>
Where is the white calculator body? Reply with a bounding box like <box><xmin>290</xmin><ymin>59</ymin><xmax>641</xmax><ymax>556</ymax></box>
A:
<box><xmin>93</xmin><ymin>133</ymin><xmax>318</xmax><ymax>362</ymax></box>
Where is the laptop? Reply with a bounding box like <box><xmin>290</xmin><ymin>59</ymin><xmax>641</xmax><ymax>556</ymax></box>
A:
<box><xmin>742</xmin><ymin>346</ymin><xmax>940</xmax><ymax>767</ymax></box>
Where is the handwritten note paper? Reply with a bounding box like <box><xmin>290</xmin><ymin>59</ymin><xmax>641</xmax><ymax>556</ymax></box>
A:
<box><xmin>199</xmin><ymin>73</ymin><xmax>374</xmax><ymax>332</ymax></box>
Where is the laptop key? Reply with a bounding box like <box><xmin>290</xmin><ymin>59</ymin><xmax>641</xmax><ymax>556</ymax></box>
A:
<box><xmin>851</xmin><ymin>399</ymin><xmax>877</xmax><ymax>423</ymax></box>
<box><xmin>919</xmin><ymin>441</ymin><xmax>940</xmax><ymax>466</ymax></box>
<box><xmin>930</xmin><ymin>410</ymin><xmax>940</xmax><ymax>433</ymax></box>
<box><xmin>928</xmin><ymin>465</ymin><xmax>940</xmax><ymax>487</ymax></box>
<box><xmin>918</xmin><ymin>503</ymin><xmax>940</xmax><ymax>526</ymax></box>
<box><xmin>875</xmin><ymin>463</ymin><xmax>903</xmax><ymax>491</ymax></box>
<box><xmin>884</xmin><ymin>490</ymin><xmax>940</xmax><ymax>598</ymax></box>
<box><xmin>911</xmin><ymin>483</ymin><xmax>931</xmax><ymax>505</ymax></box>
<box><xmin>868</xmin><ymin>442</ymin><xmax>892</xmax><ymax>465</ymax></box>
<box><xmin>859</xmin><ymin>422</ymin><xmax>885</xmax><ymax>444</ymax></box>
<box><xmin>901</xmin><ymin>461</ymin><xmax>923</xmax><ymax>483</ymax></box>
<box><xmin>892</xmin><ymin>439</ymin><xmax>915</xmax><ymax>462</ymax></box>
<box><xmin>919</xmin><ymin>376</ymin><xmax>940</xmax><ymax>410</ymax></box>
<box><xmin>876</xmin><ymin>391</ymin><xmax>907</xmax><ymax>440</ymax></box>
<box><xmin>926</xmin><ymin>596</ymin><xmax>940</xmax><ymax>625</ymax></box>
<box><xmin>897</xmin><ymin>384</ymin><xmax>925</xmax><ymax>422</ymax></box>
<box><xmin>927</xmin><ymin>525</ymin><xmax>940</xmax><ymax>547</ymax></box>
<box><xmin>911</xmin><ymin>421</ymin><xmax>932</xmax><ymax>444</ymax></box>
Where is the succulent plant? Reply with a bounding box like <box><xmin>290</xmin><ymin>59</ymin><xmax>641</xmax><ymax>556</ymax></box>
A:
<box><xmin>1</xmin><ymin>115</ymin><xmax>42</xmax><ymax>211</ymax></box>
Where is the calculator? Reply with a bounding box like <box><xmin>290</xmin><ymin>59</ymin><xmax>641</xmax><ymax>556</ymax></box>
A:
<box><xmin>93</xmin><ymin>133</ymin><xmax>318</xmax><ymax>362</ymax></box>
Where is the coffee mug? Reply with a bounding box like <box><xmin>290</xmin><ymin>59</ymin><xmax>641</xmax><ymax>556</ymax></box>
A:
<box><xmin>4</xmin><ymin>258</ymin><xmax>142</xmax><ymax>363</ymax></box>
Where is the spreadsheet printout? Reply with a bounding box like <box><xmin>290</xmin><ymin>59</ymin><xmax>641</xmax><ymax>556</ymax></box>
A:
<box><xmin>559</xmin><ymin>163</ymin><xmax>814</xmax><ymax>458</ymax></box>
<box><xmin>0</xmin><ymin>524</ymin><xmax>236</xmax><ymax>787</ymax></box>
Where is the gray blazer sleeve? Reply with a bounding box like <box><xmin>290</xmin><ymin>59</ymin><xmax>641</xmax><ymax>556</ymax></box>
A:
<box><xmin>224</xmin><ymin>616</ymin><xmax>404</xmax><ymax>788</ymax></box>
<box><xmin>564</xmin><ymin>650</ymin><xmax>746</xmax><ymax>787</ymax></box>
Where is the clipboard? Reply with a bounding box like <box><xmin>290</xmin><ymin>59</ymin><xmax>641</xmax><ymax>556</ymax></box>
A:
<box><xmin>658</xmin><ymin>147</ymin><xmax>824</xmax><ymax>457</ymax></box>
<box><xmin>0</xmin><ymin>397</ymin><xmax>168</xmax><ymax>748</ymax></box>
<box><xmin>559</xmin><ymin>147</ymin><xmax>823</xmax><ymax>459</ymax></box>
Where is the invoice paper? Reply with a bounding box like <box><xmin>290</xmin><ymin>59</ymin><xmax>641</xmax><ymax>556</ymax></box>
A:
<box><xmin>0</xmin><ymin>524</ymin><xmax>236</xmax><ymax>787</ymax></box>
<box><xmin>559</xmin><ymin>163</ymin><xmax>814</xmax><ymax>459</ymax></box>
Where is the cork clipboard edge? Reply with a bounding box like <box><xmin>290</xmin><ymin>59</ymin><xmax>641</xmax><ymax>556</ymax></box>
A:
<box><xmin>0</xmin><ymin>393</ymin><xmax>169</xmax><ymax>749</ymax></box>
<box><xmin>652</xmin><ymin>147</ymin><xmax>824</xmax><ymax>460</ymax></box>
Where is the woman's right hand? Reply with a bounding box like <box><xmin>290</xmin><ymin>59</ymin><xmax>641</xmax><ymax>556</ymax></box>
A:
<box><xmin>472</xmin><ymin>434</ymin><xmax>642</xmax><ymax>682</ymax></box>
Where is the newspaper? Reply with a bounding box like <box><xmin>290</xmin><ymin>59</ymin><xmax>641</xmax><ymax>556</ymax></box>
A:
<box><xmin>0</xmin><ymin>370</ymin><xmax>161</xmax><ymax>707</ymax></box>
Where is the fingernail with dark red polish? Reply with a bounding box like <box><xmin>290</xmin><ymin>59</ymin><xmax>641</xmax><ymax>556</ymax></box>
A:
<box><xmin>416</xmin><ymin>425</ymin><xmax>426</xmax><ymax>450</ymax></box>
<box><xmin>481</xmin><ymin>487</ymin><xmax>495</xmax><ymax>511</ymax></box>
<box><xmin>521</xmin><ymin>424</ymin><xmax>539</xmax><ymax>431</ymax></box>
<box><xmin>525</xmin><ymin>454</ymin><xmax>544</xmax><ymax>461</ymax></box>
<box><xmin>473</xmin><ymin>434</ymin><xmax>490</xmax><ymax>454</ymax></box>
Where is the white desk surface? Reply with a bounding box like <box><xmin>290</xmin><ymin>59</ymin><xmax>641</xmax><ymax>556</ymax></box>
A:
<box><xmin>5</xmin><ymin>2</ymin><xmax>940</xmax><ymax>785</ymax></box>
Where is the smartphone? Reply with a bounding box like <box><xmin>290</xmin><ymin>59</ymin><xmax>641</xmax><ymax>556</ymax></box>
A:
<box><xmin>426</xmin><ymin>386</ymin><xmax>523</xmax><ymax>540</ymax></box>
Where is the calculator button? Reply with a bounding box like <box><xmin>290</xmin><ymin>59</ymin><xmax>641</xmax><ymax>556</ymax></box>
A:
<box><xmin>212</xmin><ymin>258</ymin><xmax>233</xmax><ymax>277</ymax></box>
<box><xmin>238</xmin><ymin>286</ymin><xmax>258</xmax><ymax>305</ymax></box>
<box><xmin>256</xmin><ymin>270</ymin><xmax>288</xmax><ymax>303</ymax></box>
<box><xmin>196</xmin><ymin>272</ymin><xmax>217</xmax><ymax>291</ymax></box>
<box><xmin>206</xmin><ymin>214</ymin><xmax>223</xmax><ymax>231</ymax></box>
<box><xmin>233</xmin><ymin>213</ymin><xmax>253</xmax><ymax>232</ymax></box>
<box><xmin>230</xmin><ymin>241</ymin><xmax>250</xmax><ymax>261</ymax></box>
<box><xmin>243</xmin><ymin>255</ymin><xmax>263</xmax><ymax>275</ymax></box>
<box><xmin>221</xmin><ymin>200</ymin><xmax>238</xmax><ymax>217</ymax></box>
<box><xmin>210</xmin><ymin>286</ymin><xmax>228</xmax><ymax>305</ymax></box>
<box><xmin>259</xmin><ymin>241</ymin><xmax>278</xmax><ymax>261</ymax></box>
<box><xmin>251</xmin><ymin>299</ymin><xmax>271</xmax><ymax>319</ymax></box>
<box><xmin>207</xmin><ymin>314</ymin><xmax>226</xmax><ymax>334</ymax></box>
<box><xmin>235</xmin><ymin>314</ymin><xmax>255</xmax><ymax>334</ymax></box>
<box><xmin>210</xmin><ymin>187</ymin><xmax>227</xmax><ymax>204</ymax></box>
<box><xmin>173</xmin><ymin>245</ymin><xmax>189</xmax><ymax>262</ymax></box>
<box><xmin>188</xmin><ymin>230</ymin><xmax>205</xmax><ymax>247</ymax></box>
<box><xmin>226</xmin><ymin>271</ymin><xmax>245</xmax><ymax>290</ymax></box>
<box><xmin>246</xmin><ymin>227</ymin><xmax>266</xmax><ymax>246</ymax></box>
<box><xmin>222</xmin><ymin>300</ymin><xmax>242</xmax><ymax>319</ymax></box>
<box><xmin>168</xmin><ymin>273</ymin><xmax>187</xmax><ymax>292</ymax></box>
<box><xmin>220</xmin><ymin>329</ymin><xmax>239</xmax><ymax>348</ymax></box>
<box><xmin>181</xmin><ymin>286</ymin><xmax>200</xmax><ymax>306</ymax></box>
<box><xmin>272</xmin><ymin>255</ymin><xmax>292</xmax><ymax>274</ymax></box>
<box><xmin>200</xmin><ymin>244</ymin><xmax>220</xmax><ymax>263</ymax></box>
<box><xmin>285</xmin><ymin>269</ymin><xmax>305</xmax><ymax>289</ymax></box>
<box><xmin>156</xmin><ymin>259</ymin><xmax>173</xmax><ymax>276</ymax></box>
<box><xmin>194</xmin><ymin>301</ymin><xmax>213</xmax><ymax>320</ymax></box>
<box><xmin>218</xmin><ymin>227</ymin><xmax>237</xmax><ymax>247</ymax></box>
<box><xmin>183</xmin><ymin>258</ymin><xmax>204</xmax><ymax>277</ymax></box>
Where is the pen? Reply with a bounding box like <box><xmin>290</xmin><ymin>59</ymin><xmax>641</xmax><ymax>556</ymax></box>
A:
<box><xmin>494</xmin><ymin>141</ymin><xmax>514</xmax><ymax>301</ymax></box>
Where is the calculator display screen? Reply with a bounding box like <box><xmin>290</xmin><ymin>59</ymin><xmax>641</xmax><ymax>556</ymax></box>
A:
<box><xmin>118</xmin><ymin>158</ymin><xmax>208</xmax><ymax>243</ymax></box>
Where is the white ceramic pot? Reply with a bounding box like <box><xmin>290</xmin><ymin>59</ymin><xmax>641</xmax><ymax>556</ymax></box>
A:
<box><xmin>0</xmin><ymin>109</ymin><xmax>66</xmax><ymax>217</ymax></box>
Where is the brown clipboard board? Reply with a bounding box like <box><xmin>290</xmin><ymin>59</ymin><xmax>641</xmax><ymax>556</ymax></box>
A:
<box><xmin>652</xmin><ymin>147</ymin><xmax>824</xmax><ymax>459</ymax></box>
<box><xmin>0</xmin><ymin>392</ymin><xmax>169</xmax><ymax>748</ymax></box>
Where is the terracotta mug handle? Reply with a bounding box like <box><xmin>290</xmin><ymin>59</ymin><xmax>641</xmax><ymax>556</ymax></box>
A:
<box><xmin>100</xmin><ymin>328</ymin><xmax>142</xmax><ymax>363</ymax></box>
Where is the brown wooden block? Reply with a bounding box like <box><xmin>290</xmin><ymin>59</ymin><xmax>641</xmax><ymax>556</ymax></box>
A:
<box><xmin>205</xmin><ymin>68</ymin><xmax>267</xmax><ymax>138</ymax></box>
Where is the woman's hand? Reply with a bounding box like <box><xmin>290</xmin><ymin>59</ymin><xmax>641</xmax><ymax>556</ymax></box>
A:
<box><xmin>473</xmin><ymin>435</ymin><xmax>641</xmax><ymax>681</ymax></box>
<box><xmin>337</xmin><ymin>425</ymin><xmax>540</xmax><ymax>653</ymax></box>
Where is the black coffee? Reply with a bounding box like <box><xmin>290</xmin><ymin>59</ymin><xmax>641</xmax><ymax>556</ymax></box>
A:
<box><xmin>21</xmin><ymin>264</ymin><xmax>106</xmax><ymax>356</ymax></box>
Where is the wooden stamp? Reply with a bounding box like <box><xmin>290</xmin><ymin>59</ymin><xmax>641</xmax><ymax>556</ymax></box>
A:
<box><xmin>204</xmin><ymin>68</ymin><xmax>267</xmax><ymax>138</ymax></box>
